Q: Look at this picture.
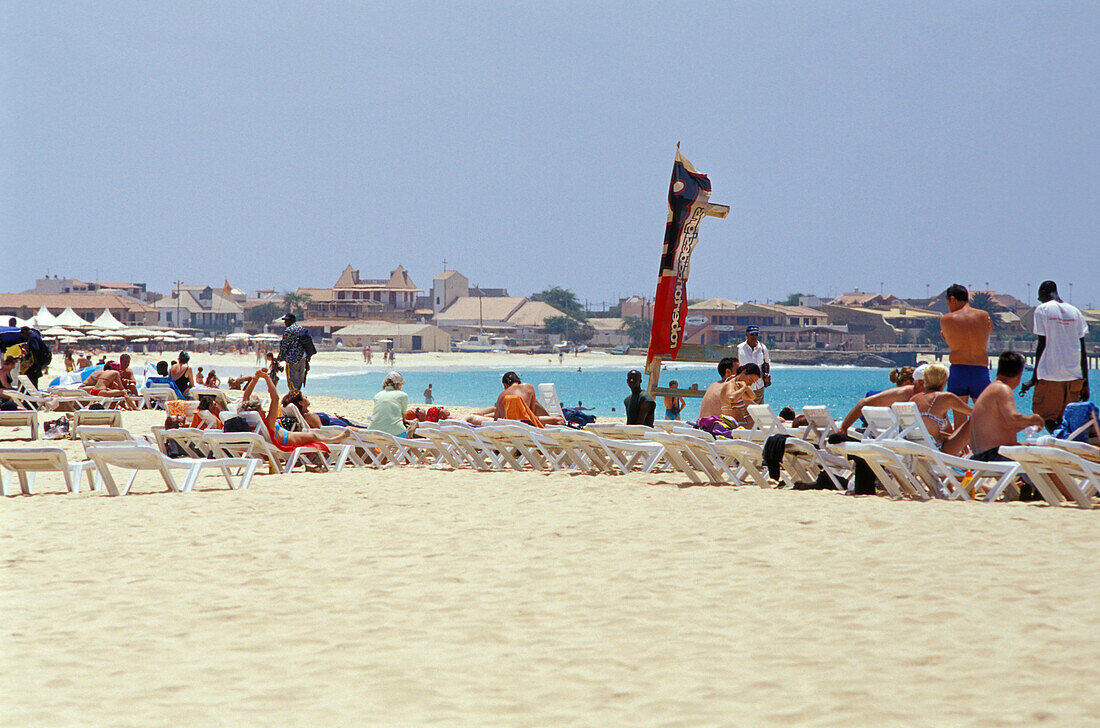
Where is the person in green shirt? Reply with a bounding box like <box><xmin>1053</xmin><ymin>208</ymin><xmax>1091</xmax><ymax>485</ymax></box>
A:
<box><xmin>624</xmin><ymin>369</ymin><xmax>655</xmax><ymax>427</ymax></box>
<box><xmin>369</xmin><ymin>370</ymin><xmax>413</xmax><ymax>437</ymax></box>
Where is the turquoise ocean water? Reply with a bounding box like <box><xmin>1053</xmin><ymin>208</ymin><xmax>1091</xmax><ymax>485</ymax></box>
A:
<box><xmin>211</xmin><ymin>362</ymin><xmax>898</xmax><ymax>420</ymax></box>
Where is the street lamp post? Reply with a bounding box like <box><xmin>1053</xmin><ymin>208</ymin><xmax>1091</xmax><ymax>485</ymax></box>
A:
<box><xmin>173</xmin><ymin>280</ymin><xmax>183</xmax><ymax>327</ymax></box>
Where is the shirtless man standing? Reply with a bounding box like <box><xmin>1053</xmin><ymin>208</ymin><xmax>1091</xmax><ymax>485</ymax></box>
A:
<box><xmin>970</xmin><ymin>351</ymin><xmax>1044</xmax><ymax>461</ymax></box>
<box><xmin>939</xmin><ymin>284</ymin><xmax>993</xmax><ymax>404</ymax></box>
<box><xmin>698</xmin><ymin>356</ymin><xmax>737</xmax><ymax>419</ymax></box>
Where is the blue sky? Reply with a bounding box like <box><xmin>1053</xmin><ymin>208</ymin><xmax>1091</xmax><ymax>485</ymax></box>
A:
<box><xmin>2</xmin><ymin>2</ymin><xmax>1097</xmax><ymax>309</ymax></box>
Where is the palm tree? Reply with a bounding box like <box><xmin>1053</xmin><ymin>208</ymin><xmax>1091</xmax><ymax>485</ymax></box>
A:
<box><xmin>282</xmin><ymin>292</ymin><xmax>313</xmax><ymax>320</ymax></box>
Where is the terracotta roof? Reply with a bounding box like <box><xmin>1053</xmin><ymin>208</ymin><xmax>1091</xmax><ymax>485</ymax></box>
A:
<box><xmin>0</xmin><ymin>293</ymin><xmax>154</xmax><ymax>313</ymax></box>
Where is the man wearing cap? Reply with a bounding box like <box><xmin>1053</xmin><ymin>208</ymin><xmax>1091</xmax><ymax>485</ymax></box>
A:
<box><xmin>276</xmin><ymin>313</ymin><xmax>310</xmax><ymax>392</ymax></box>
<box><xmin>1021</xmin><ymin>280</ymin><xmax>1089</xmax><ymax>430</ymax></box>
<box><xmin>737</xmin><ymin>326</ymin><xmax>771</xmax><ymax>403</ymax></box>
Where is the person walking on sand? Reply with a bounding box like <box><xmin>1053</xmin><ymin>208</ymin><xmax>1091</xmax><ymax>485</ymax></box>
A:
<box><xmin>736</xmin><ymin>326</ymin><xmax>770</xmax><ymax>403</ymax></box>
<box><xmin>1021</xmin><ymin>280</ymin><xmax>1090</xmax><ymax>430</ymax></box>
<box><xmin>939</xmin><ymin>284</ymin><xmax>993</xmax><ymax>404</ymax></box>
<box><xmin>276</xmin><ymin>313</ymin><xmax>311</xmax><ymax>393</ymax></box>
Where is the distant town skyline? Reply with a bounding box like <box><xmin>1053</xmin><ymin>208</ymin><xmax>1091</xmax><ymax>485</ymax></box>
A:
<box><xmin>3</xmin><ymin>3</ymin><xmax>1097</xmax><ymax>308</ymax></box>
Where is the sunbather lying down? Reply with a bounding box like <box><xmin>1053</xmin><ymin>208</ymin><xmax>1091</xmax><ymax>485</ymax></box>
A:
<box><xmin>240</xmin><ymin>369</ymin><xmax>350</xmax><ymax>447</ymax></box>
<box><xmin>79</xmin><ymin>367</ymin><xmax>139</xmax><ymax>410</ymax></box>
<box><xmin>465</xmin><ymin>371</ymin><xmax>565</xmax><ymax>427</ymax></box>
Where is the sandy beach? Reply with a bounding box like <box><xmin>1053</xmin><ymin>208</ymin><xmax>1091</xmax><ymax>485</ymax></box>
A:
<box><xmin>2</xmin><ymin>397</ymin><xmax>1100</xmax><ymax>727</ymax></box>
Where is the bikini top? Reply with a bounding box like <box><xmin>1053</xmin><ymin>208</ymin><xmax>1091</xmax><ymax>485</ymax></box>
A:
<box><xmin>919</xmin><ymin>393</ymin><xmax>949</xmax><ymax>428</ymax></box>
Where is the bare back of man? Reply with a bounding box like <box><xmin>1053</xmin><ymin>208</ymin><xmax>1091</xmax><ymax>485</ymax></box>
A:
<box><xmin>699</xmin><ymin>380</ymin><xmax>727</xmax><ymax>419</ymax></box>
<box><xmin>970</xmin><ymin>379</ymin><xmax>1043</xmax><ymax>455</ymax></box>
<box><xmin>940</xmin><ymin>304</ymin><xmax>992</xmax><ymax>367</ymax></box>
<box><xmin>492</xmin><ymin>382</ymin><xmax>564</xmax><ymax>426</ymax></box>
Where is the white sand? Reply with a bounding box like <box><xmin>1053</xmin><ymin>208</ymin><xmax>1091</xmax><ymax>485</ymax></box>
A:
<box><xmin>2</xmin><ymin>403</ymin><xmax>1100</xmax><ymax>726</ymax></box>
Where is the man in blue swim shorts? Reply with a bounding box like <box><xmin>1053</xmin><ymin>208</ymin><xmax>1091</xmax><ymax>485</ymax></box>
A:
<box><xmin>939</xmin><ymin>284</ymin><xmax>993</xmax><ymax>404</ymax></box>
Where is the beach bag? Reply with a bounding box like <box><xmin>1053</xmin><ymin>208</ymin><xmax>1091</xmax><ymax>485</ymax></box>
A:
<box><xmin>279</xmin><ymin>415</ymin><xmax>300</xmax><ymax>432</ymax></box>
<box><xmin>1052</xmin><ymin>401</ymin><xmax>1100</xmax><ymax>443</ymax></box>
<box><xmin>222</xmin><ymin>416</ymin><xmax>251</xmax><ymax>433</ymax></box>
<box><xmin>299</xmin><ymin>331</ymin><xmax>317</xmax><ymax>357</ymax></box>
<box><xmin>562</xmin><ymin>407</ymin><xmax>595</xmax><ymax>428</ymax></box>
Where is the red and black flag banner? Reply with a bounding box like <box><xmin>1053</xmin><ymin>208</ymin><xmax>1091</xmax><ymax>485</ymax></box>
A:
<box><xmin>646</xmin><ymin>147</ymin><xmax>726</xmax><ymax>365</ymax></box>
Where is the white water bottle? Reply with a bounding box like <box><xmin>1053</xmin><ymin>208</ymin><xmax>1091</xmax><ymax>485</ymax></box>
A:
<box><xmin>1023</xmin><ymin>425</ymin><xmax>1041</xmax><ymax>438</ymax></box>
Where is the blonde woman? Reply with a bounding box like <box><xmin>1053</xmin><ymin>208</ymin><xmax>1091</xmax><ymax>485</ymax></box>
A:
<box><xmin>908</xmin><ymin>363</ymin><xmax>972</xmax><ymax>455</ymax></box>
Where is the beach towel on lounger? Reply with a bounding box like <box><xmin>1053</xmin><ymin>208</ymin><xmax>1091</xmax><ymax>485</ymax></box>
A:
<box><xmin>501</xmin><ymin>395</ymin><xmax>544</xmax><ymax>428</ymax></box>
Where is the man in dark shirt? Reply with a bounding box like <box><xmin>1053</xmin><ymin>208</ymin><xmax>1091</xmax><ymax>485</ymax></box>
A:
<box><xmin>624</xmin><ymin>369</ymin><xmax>655</xmax><ymax>427</ymax></box>
<box><xmin>276</xmin><ymin>313</ymin><xmax>309</xmax><ymax>392</ymax></box>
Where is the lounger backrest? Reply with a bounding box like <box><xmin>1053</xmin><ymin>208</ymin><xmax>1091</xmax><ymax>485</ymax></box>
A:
<box><xmin>800</xmin><ymin>406</ymin><xmax>838</xmax><ymax>447</ymax></box>
<box><xmin>860</xmin><ymin>407</ymin><xmax>899</xmax><ymax>439</ymax></box>
<box><xmin>537</xmin><ymin>383</ymin><xmax>566</xmax><ymax>419</ymax></box>
<box><xmin>17</xmin><ymin>375</ymin><xmax>42</xmax><ymax>395</ymax></box>
<box><xmin>890</xmin><ymin>402</ymin><xmax>939</xmax><ymax>448</ymax></box>
<box><xmin>0</xmin><ymin>447</ymin><xmax>68</xmax><ymax>471</ymax></box>
<box><xmin>74</xmin><ymin>426</ymin><xmax>134</xmax><ymax>443</ymax></box>
<box><xmin>746</xmin><ymin>405</ymin><xmax>786</xmax><ymax>438</ymax></box>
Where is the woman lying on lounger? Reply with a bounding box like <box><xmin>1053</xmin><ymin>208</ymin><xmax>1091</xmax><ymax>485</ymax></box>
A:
<box><xmin>239</xmin><ymin>369</ymin><xmax>349</xmax><ymax>447</ymax></box>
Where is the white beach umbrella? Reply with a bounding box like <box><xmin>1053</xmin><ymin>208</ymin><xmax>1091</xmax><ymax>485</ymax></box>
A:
<box><xmin>54</xmin><ymin>307</ymin><xmax>91</xmax><ymax>329</ymax></box>
<box><xmin>34</xmin><ymin>307</ymin><xmax>59</xmax><ymax>328</ymax></box>
<box><xmin>41</xmin><ymin>326</ymin><xmax>75</xmax><ymax>337</ymax></box>
<box><xmin>226</xmin><ymin>332</ymin><xmax>251</xmax><ymax>340</ymax></box>
<box><xmin>90</xmin><ymin>308</ymin><xmax>127</xmax><ymax>331</ymax></box>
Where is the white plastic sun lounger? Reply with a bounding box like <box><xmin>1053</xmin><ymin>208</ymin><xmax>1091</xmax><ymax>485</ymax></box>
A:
<box><xmin>84</xmin><ymin>442</ymin><xmax>259</xmax><ymax>495</ymax></box>
<box><xmin>475</xmin><ymin>423</ymin><xmax>559</xmax><ymax>471</ymax></box>
<box><xmin>201</xmin><ymin>431</ymin><xmax>346</xmax><ymax>475</ymax></box>
<box><xmin>643</xmin><ymin>431</ymin><xmax>732</xmax><ymax>484</ymax></box>
<box><xmin>0</xmin><ymin>408</ymin><xmax>39</xmax><ymax>440</ymax></box>
<box><xmin>0</xmin><ymin>447</ymin><xmax>101</xmax><ymax>495</ymax></box>
<box><xmin>72</xmin><ymin>408</ymin><xmax>124</xmax><ymax>428</ymax></box>
<box><xmin>709</xmin><ymin>438</ymin><xmax>773</xmax><ymax>488</ymax></box>
<box><xmin>441</xmin><ymin>425</ymin><xmax>505</xmax><ymax>471</ymax></box>
<box><xmin>875</xmin><ymin>439</ymin><xmax>1020</xmax><ymax>501</ymax></box>
<box><xmin>831</xmin><ymin>441</ymin><xmax>933</xmax><ymax>500</ymax></box>
<box><xmin>999</xmin><ymin>445</ymin><xmax>1100</xmax><ymax>508</ymax></box>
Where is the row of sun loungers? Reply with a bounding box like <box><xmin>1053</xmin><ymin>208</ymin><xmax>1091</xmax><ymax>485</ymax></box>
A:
<box><xmin>1</xmin><ymin>395</ymin><xmax>1097</xmax><ymax>506</ymax></box>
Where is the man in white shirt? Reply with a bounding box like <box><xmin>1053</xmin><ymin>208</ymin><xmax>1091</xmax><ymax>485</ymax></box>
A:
<box><xmin>736</xmin><ymin>325</ymin><xmax>771</xmax><ymax>403</ymax></box>
<box><xmin>1021</xmin><ymin>280</ymin><xmax>1089</xmax><ymax>429</ymax></box>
